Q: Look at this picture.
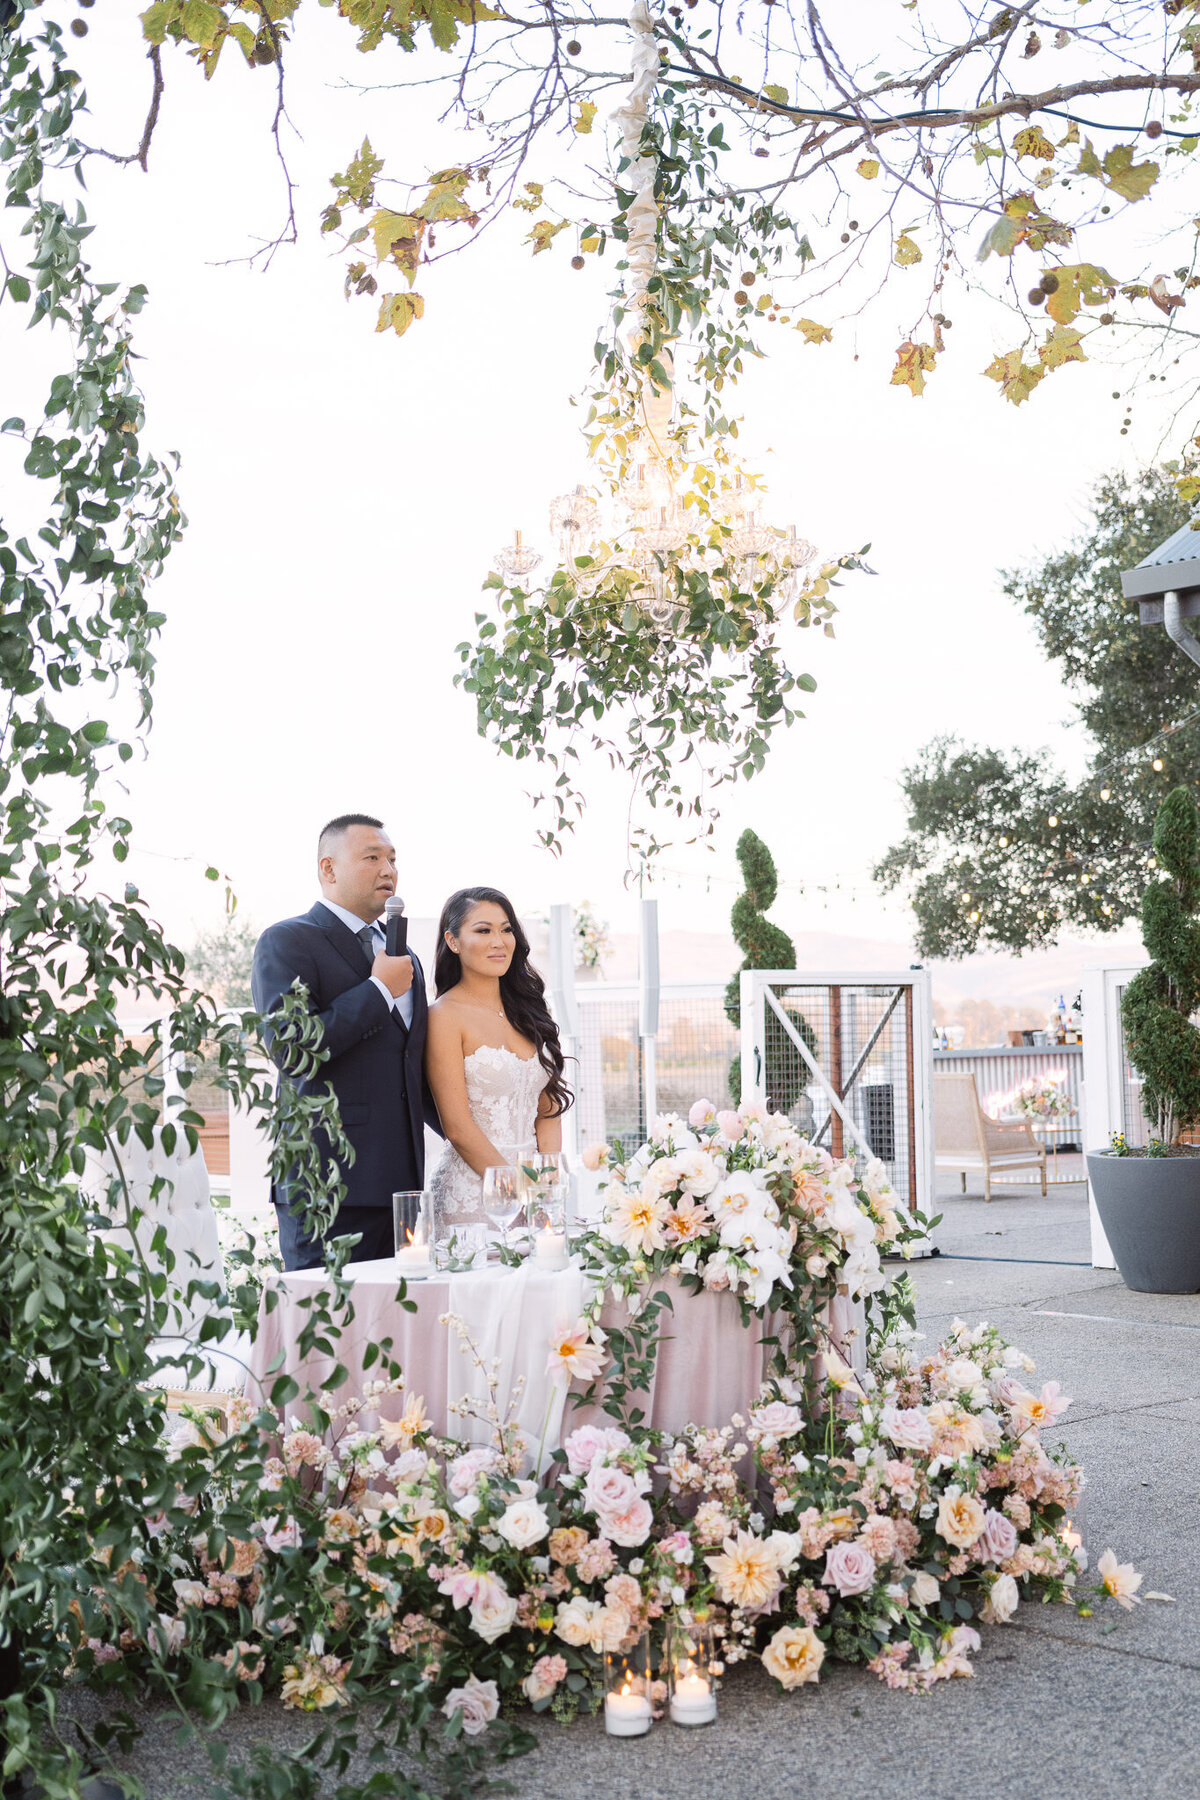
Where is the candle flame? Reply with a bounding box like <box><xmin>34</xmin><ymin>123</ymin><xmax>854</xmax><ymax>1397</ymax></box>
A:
<box><xmin>620</xmin><ymin>1680</ymin><xmax>631</xmax><ymax>1697</ymax></box>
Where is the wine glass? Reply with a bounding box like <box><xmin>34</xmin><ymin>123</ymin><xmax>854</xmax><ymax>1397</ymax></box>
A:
<box><xmin>482</xmin><ymin>1164</ymin><xmax>524</xmax><ymax>1253</ymax></box>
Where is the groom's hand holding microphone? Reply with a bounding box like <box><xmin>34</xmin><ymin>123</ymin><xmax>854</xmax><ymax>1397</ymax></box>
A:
<box><xmin>373</xmin><ymin>894</ymin><xmax>413</xmax><ymax>997</ymax></box>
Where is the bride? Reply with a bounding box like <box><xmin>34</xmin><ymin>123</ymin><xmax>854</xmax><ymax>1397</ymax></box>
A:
<box><xmin>424</xmin><ymin>887</ymin><xmax>573</xmax><ymax>1220</ymax></box>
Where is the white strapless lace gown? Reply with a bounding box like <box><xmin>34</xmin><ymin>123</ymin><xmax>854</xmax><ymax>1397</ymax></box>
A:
<box><xmin>427</xmin><ymin>1045</ymin><xmax>549</xmax><ymax>1221</ymax></box>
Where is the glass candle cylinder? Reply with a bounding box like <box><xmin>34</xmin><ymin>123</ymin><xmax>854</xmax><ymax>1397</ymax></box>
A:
<box><xmin>667</xmin><ymin>1615</ymin><xmax>717</xmax><ymax>1727</ymax></box>
<box><xmin>393</xmin><ymin>1192</ymin><xmax>433</xmax><ymax>1279</ymax></box>
<box><xmin>603</xmin><ymin>1639</ymin><xmax>652</xmax><ymax>1738</ymax></box>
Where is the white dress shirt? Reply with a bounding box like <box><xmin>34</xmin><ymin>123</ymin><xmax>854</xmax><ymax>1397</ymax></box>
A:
<box><xmin>318</xmin><ymin>897</ymin><xmax>415</xmax><ymax>1031</ymax></box>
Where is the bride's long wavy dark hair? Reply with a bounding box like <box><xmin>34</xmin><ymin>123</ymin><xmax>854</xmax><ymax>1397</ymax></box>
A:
<box><xmin>434</xmin><ymin>887</ymin><xmax>574</xmax><ymax>1117</ymax></box>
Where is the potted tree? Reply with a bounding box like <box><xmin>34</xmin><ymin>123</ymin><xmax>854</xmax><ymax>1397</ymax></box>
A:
<box><xmin>1087</xmin><ymin>786</ymin><xmax>1200</xmax><ymax>1292</ymax></box>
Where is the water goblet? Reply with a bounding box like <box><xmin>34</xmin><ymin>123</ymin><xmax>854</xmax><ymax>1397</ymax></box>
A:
<box><xmin>482</xmin><ymin>1163</ymin><xmax>524</xmax><ymax>1254</ymax></box>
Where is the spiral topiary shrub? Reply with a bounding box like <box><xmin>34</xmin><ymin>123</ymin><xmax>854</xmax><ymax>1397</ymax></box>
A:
<box><xmin>724</xmin><ymin>828</ymin><xmax>816</xmax><ymax>1109</ymax></box>
<box><xmin>1121</xmin><ymin>786</ymin><xmax>1200</xmax><ymax>1144</ymax></box>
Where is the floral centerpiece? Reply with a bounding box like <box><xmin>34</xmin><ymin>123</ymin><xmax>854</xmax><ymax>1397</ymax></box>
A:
<box><xmin>1011</xmin><ymin>1077</ymin><xmax>1075</xmax><ymax>1124</ymax></box>
<box><xmin>574</xmin><ymin>901</ymin><xmax>610</xmax><ymax>973</ymax></box>
<box><xmin>578</xmin><ymin>1099</ymin><xmax>914</xmax><ymax>1362</ymax></box>
<box><xmin>64</xmin><ymin>1099</ymin><xmax>1145</xmax><ymax>1786</ymax></box>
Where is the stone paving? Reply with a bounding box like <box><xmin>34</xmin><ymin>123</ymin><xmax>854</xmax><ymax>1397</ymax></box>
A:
<box><xmin>60</xmin><ymin>1173</ymin><xmax>1200</xmax><ymax>1800</ymax></box>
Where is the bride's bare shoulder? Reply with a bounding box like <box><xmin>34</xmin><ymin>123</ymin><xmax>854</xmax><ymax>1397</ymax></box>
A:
<box><xmin>427</xmin><ymin>997</ymin><xmax>466</xmax><ymax>1037</ymax></box>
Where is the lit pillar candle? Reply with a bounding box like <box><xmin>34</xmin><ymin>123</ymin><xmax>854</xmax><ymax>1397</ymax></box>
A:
<box><xmin>395</xmin><ymin>1229</ymin><xmax>432</xmax><ymax>1280</ymax></box>
<box><xmin>533</xmin><ymin>1227</ymin><xmax>568</xmax><ymax>1270</ymax></box>
<box><xmin>669</xmin><ymin>1667</ymin><xmax>716</xmax><ymax>1726</ymax></box>
<box><xmin>604</xmin><ymin>1682</ymin><xmax>652</xmax><ymax>1737</ymax></box>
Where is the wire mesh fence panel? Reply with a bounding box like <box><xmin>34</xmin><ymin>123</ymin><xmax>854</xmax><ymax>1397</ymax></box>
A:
<box><xmin>655</xmin><ymin>993</ymin><xmax>739</xmax><ymax>1118</ymax></box>
<box><xmin>761</xmin><ymin>981</ymin><xmax>917</xmax><ymax>1207</ymax></box>
<box><xmin>574</xmin><ymin>985</ymin><xmax>738</xmax><ymax>1156</ymax></box>
<box><xmin>576</xmin><ymin>990</ymin><xmax>643</xmax><ymax>1156</ymax></box>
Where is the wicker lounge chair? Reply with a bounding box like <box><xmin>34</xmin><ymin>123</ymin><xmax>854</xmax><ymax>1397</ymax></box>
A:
<box><xmin>934</xmin><ymin>1071</ymin><xmax>1047</xmax><ymax>1201</ymax></box>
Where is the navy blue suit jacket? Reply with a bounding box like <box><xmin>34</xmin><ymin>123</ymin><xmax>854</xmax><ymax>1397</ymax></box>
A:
<box><xmin>251</xmin><ymin>902</ymin><xmax>439</xmax><ymax>1211</ymax></box>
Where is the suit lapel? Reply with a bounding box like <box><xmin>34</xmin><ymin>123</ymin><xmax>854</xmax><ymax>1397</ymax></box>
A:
<box><xmin>311</xmin><ymin>901</ymin><xmax>374</xmax><ymax>980</ymax></box>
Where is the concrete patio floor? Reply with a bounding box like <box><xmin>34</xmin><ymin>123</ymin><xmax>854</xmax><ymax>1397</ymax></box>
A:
<box><xmin>59</xmin><ymin>1173</ymin><xmax>1200</xmax><ymax>1800</ymax></box>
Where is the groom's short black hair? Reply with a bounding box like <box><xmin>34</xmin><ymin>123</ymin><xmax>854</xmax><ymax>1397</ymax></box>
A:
<box><xmin>318</xmin><ymin>813</ymin><xmax>384</xmax><ymax>856</ymax></box>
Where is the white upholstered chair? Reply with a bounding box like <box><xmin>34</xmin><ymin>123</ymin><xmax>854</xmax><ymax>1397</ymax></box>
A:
<box><xmin>80</xmin><ymin>1127</ymin><xmax>248</xmax><ymax>1416</ymax></box>
<box><xmin>934</xmin><ymin>1072</ymin><xmax>1047</xmax><ymax>1202</ymax></box>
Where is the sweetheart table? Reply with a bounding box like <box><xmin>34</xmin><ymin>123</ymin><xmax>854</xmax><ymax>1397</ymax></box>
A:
<box><xmin>244</xmin><ymin>1257</ymin><xmax>854</xmax><ymax>1458</ymax></box>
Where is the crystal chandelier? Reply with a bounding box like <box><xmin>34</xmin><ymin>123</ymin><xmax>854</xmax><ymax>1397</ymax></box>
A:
<box><xmin>492</xmin><ymin>458</ymin><xmax>820</xmax><ymax>636</ymax></box>
<box><xmin>489</xmin><ymin>0</ymin><xmax>821</xmax><ymax>634</ymax></box>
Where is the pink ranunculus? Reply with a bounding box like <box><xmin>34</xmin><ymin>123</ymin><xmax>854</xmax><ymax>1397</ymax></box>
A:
<box><xmin>563</xmin><ymin>1425</ymin><xmax>630</xmax><ymax>1477</ymax></box>
<box><xmin>822</xmin><ymin>1540</ymin><xmax>878</xmax><ymax>1598</ymax></box>
<box><xmin>976</xmin><ymin>1508</ymin><xmax>1019</xmax><ymax>1564</ymax></box>
<box><xmin>447</xmin><ymin>1447</ymin><xmax>499</xmax><ymax>1498</ymax></box>
<box><xmin>881</xmin><ymin>1404</ymin><xmax>933</xmax><ymax>1453</ymax></box>
<box><xmin>689</xmin><ymin>1099</ymin><xmax>717</xmax><ymax>1128</ymax></box>
<box><xmin>599</xmin><ymin>1497</ymin><xmax>653</xmax><ymax>1548</ymax></box>
<box><xmin>716</xmin><ymin>1110</ymin><xmax>744</xmax><ymax>1142</ymax></box>
<box><xmin>580</xmin><ymin>1142</ymin><xmax>608</xmax><ymax>1172</ymax></box>
<box><xmin>583</xmin><ymin>1462</ymin><xmax>639</xmax><ymax>1518</ymax></box>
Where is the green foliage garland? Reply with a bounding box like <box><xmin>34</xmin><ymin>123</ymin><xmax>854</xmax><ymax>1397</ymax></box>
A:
<box><xmin>1121</xmin><ymin>787</ymin><xmax>1200</xmax><ymax>1144</ymax></box>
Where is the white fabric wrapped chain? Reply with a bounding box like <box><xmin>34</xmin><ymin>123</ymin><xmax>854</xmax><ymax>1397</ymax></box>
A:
<box><xmin>610</xmin><ymin>0</ymin><xmax>674</xmax><ymax>447</ymax></box>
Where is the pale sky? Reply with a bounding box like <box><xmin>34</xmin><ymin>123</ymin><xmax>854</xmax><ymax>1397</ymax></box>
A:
<box><xmin>9</xmin><ymin>3</ymin><xmax>1192</xmax><ymax>982</ymax></box>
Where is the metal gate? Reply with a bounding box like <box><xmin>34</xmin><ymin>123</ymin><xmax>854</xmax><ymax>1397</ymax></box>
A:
<box><xmin>739</xmin><ymin>969</ymin><xmax>934</xmax><ymax>1213</ymax></box>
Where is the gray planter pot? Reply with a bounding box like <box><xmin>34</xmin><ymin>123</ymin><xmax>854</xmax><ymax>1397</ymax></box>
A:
<box><xmin>1086</xmin><ymin>1148</ymin><xmax>1200</xmax><ymax>1293</ymax></box>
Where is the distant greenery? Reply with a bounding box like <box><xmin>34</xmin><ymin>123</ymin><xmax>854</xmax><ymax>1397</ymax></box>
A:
<box><xmin>188</xmin><ymin>914</ymin><xmax>258</xmax><ymax>1010</ymax></box>
<box><xmin>875</xmin><ymin>465</ymin><xmax>1196</xmax><ymax>956</ymax></box>
<box><xmin>1122</xmin><ymin>788</ymin><xmax>1200</xmax><ymax>1144</ymax></box>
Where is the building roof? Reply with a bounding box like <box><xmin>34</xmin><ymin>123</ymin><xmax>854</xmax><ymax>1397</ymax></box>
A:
<box><xmin>1121</xmin><ymin>523</ymin><xmax>1200</xmax><ymax>601</ymax></box>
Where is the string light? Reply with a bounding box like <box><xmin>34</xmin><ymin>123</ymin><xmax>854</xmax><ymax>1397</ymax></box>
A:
<box><xmin>1100</xmin><ymin>787</ymin><xmax>1110</xmax><ymax>800</ymax></box>
<box><xmin>1048</xmin><ymin>815</ymin><xmax>1058</xmax><ymax>827</ymax></box>
<box><xmin>1153</xmin><ymin>757</ymin><xmax>1164</xmax><ymax>771</ymax></box>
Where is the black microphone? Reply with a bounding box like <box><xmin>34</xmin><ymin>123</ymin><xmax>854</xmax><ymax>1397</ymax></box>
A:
<box><xmin>384</xmin><ymin>894</ymin><xmax>408</xmax><ymax>957</ymax></box>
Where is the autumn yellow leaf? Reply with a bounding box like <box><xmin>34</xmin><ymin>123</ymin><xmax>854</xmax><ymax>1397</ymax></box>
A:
<box><xmin>762</xmin><ymin>84</ymin><xmax>789</xmax><ymax>105</ymax></box>
<box><xmin>796</xmin><ymin>318</ymin><xmax>832</xmax><ymax>344</ymax></box>
<box><xmin>1076</xmin><ymin>138</ymin><xmax>1159</xmax><ymax>202</ymax></box>
<box><xmin>857</xmin><ymin>158</ymin><xmax>880</xmax><ymax>179</ymax></box>
<box><xmin>894</xmin><ymin>233</ymin><xmax>922</xmax><ymax>266</ymax></box>
<box><xmin>1014</xmin><ymin>125</ymin><xmax>1055</xmax><ymax>161</ymax></box>
<box><xmin>370</xmin><ymin>209</ymin><xmax>423</xmax><ymax>285</ymax></box>
<box><xmin>890</xmin><ymin>339</ymin><xmax>937</xmax><ymax>396</ymax></box>
<box><xmin>512</xmin><ymin>182</ymin><xmax>544</xmax><ymax>214</ymax></box>
<box><xmin>1038</xmin><ymin>323</ymin><xmax>1087</xmax><ymax>369</ymax></box>
<box><xmin>1100</xmin><ymin>143</ymin><xmax>1159</xmax><ymax>202</ymax></box>
<box><xmin>526</xmin><ymin>217</ymin><xmax>570</xmax><ymax>254</ymax></box>
<box><xmin>1043</xmin><ymin>262</ymin><xmax>1115</xmax><ymax>324</ymax></box>
<box><xmin>376</xmin><ymin>292</ymin><xmax>425</xmax><ymax>337</ymax></box>
<box><xmin>574</xmin><ymin>101</ymin><xmax>597</xmax><ymax>135</ymax></box>
<box><xmin>415</xmin><ymin>168</ymin><xmax>475</xmax><ymax>224</ymax></box>
<box><xmin>984</xmin><ymin>346</ymin><xmax>1046</xmax><ymax>404</ymax></box>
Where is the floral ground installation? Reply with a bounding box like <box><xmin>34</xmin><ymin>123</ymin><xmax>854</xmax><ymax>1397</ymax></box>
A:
<box><xmin>68</xmin><ymin>1102</ymin><xmax>1142</xmax><ymax>1792</ymax></box>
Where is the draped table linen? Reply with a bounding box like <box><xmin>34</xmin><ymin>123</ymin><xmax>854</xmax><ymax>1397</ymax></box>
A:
<box><xmin>245</xmin><ymin>1258</ymin><xmax>867</xmax><ymax>1456</ymax></box>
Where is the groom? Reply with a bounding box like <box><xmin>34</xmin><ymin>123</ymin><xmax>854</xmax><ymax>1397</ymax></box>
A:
<box><xmin>252</xmin><ymin>813</ymin><xmax>438</xmax><ymax>1270</ymax></box>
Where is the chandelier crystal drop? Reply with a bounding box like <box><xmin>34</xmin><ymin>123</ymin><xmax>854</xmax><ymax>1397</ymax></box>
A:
<box><xmin>493</xmin><ymin>529</ymin><xmax>543</xmax><ymax>584</ymax></box>
<box><xmin>549</xmin><ymin>485</ymin><xmax>601</xmax><ymax>562</ymax></box>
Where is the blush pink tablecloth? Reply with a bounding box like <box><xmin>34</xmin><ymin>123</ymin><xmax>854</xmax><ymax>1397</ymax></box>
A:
<box><xmin>245</xmin><ymin>1259</ymin><xmax>866</xmax><ymax>1455</ymax></box>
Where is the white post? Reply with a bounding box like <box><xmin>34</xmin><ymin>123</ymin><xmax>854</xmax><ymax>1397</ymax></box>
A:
<box><xmin>639</xmin><ymin>899</ymin><xmax>660</xmax><ymax>1128</ymax></box>
<box><xmin>549</xmin><ymin>905</ymin><xmax>582</xmax><ymax>1164</ymax></box>
<box><xmin>740</xmin><ymin>967</ymin><xmax>765</xmax><ymax>1102</ymax></box>
<box><xmin>1081</xmin><ymin>963</ymin><xmax>1145</xmax><ymax>1270</ymax></box>
<box><xmin>908</xmin><ymin>968</ymin><xmax>936</xmax><ymax>1215</ymax></box>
